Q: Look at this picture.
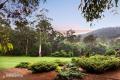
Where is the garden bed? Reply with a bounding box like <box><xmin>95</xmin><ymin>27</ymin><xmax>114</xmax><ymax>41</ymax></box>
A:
<box><xmin>0</xmin><ymin>68</ymin><xmax>57</xmax><ymax>80</ymax></box>
<box><xmin>1</xmin><ymin>68</ymin><xmax>120</xmax><ymax>80</ymax></box>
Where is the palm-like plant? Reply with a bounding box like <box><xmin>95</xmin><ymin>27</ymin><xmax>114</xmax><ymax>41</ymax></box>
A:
<box><xmin>0</xmin><ymin>18</ymin><xmax>13</xmax><ymax>53</ymax></box>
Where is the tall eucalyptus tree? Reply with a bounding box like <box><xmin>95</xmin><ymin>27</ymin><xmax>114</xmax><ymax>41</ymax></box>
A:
<box><xmin>36</xmin><ymin>19</ymin><xmax>53</xmax><ymax>56</ymax></box>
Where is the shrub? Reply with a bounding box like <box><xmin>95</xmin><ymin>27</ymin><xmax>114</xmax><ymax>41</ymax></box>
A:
<box><xmin>15</xmin><ymin>62</ymin><xmax>30</xmax><ymax>68</ymax></box>
<box><xmin>75</xmin><ymin>55</ymin><xmax>120</xmax><ymax>73</ymax></box>
<box><xmin>51</xmin><ymin>50</ymin><xmax>73</xmax><ymax>57</ymax></box>
<box><xmin>116</xmin><ymin>49</ymin><xmax>120</xmax><ymax>57</ymax></box>
<box><xmin>29</xmin><ymin>61</ymin><xmax>58</xmax><ymax>73</ymax></box>
<box><xmin>68</xmin><ymin>51</ymin><xmax>74</xmax><ymax>57</ymax></box>
<box><xmin>60</xmin><ymin>50</ymin><xmax>68</xmax><ymax>57</ymax></box>
<box><xmin>54</xmin><ymin>59</ymin><xmax>69</xmax><ymax>66</ymax></box>
<box><xmin>105</xmin><ymin>49</ymin><xmax>116</xmax><ymax>56</ymax></box>
<box><xmin>55</xmin><ymin>63</ymin><xmax>85</xmax><ymax>80</ymax></box>
<box><xmin>56</xmin><ymin>66</ymin><xmax>62</xmax><ymax>72</ymax></box>
<box><xmin>55</xmin><ymin>41</ymin><xmax>82</xmax><ymax>56</ymax></box>
<box><xmin>51</xmin><ymin>51</ymin><xmax>60</xmax><ymax>57</ymax></box>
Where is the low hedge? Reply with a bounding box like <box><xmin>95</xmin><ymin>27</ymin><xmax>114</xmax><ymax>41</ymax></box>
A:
<box><xmin>51</xmin><ymin>50</ymin><xmax>73</xmax><ymax>57</ymax></box>
<box><xmin>74</xmin><ymin>55</ymin><xmax>120</xmax><ymax>73</ymax></box>
<box><xmin>29</xmin><ymin>61</ymin><xmax>58</xmax><ymax>73</ymax></box>
<box><xmin>15</xmin><ymin>62</ymin><xmax>30</xmax><ymax>68</ymax></box>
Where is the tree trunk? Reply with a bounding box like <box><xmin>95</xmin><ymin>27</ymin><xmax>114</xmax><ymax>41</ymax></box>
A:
<box><xmin>25</xmin><ymin>39</ymin><xmax>28</xmax><ymax>56</ymax></box>
<box><xmin>38</xmin><ymin>30</ymin><xmax>42</xmax><ymax>57</ymax></box>
<box><xmin>39</xmin><ymin>43</ymin><xmax>42</xmax><ymax>56</ymax></box>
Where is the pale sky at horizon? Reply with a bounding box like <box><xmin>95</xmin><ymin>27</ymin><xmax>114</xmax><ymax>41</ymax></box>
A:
<box><xmin>41</xmin><ymin>0</ymin><xmax>120</xmax><ymax>33</ymax></box>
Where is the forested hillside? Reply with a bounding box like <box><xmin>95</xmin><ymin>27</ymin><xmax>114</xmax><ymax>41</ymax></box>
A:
<box><xmin>80</xmin><ymin>27</ymin><xmax>120</xmax><ymax>40</ymax></box>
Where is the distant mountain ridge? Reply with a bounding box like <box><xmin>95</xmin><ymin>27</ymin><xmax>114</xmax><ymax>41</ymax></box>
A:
<box><xmin>80</xmin><ymin>27</ymin><xmax>120</xmax><ymax>39</ymax></box>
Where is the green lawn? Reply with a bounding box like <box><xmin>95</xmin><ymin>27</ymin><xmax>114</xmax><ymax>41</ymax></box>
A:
<box><xmin>0</xmin><ymin>56</ymin><xmax>72</xmax><ymax>69</ymax></box>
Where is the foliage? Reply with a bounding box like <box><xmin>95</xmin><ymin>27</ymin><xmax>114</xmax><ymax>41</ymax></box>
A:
<box><xmin>0</xmin><ymin>43</ymin><xmax>13</xmax><ymax>54</ymax></box>
<box><xmin>41</xmin><ymin>42</ymin><xmax>52</xmax><ymax>56</ymax></box>
<box><xmin>65</xmin><ymin>29</ymin><xmax>78</xmax><ymax>42</ymax></box>
<box><xmin>0</xmin><ymin>19</ymin><xmax>13</xmax><ymax>53</ymax></box>
<box><xmin>1</xmin><ymin>0</ymin><xmax>119</xmax><ymax>23</ymax></box>
<box><xmin>55</xmin><ymin>41</ymin><xmax>83</xmax><ymax>56</ymax></box>
<box><xmin>79</xmin><ymin>0</ymin><xmax>119</xmax><ymax>22</ymax></box>
<box><xmin>55</xmin><ymin>66</ymin><xmax>62</xmax><ymax>72</ymax></box>
<box><xmin>10</xmin><ymin>22</ymin><xmax>38</xmax><ymax>56</ymax></box>
<box><xmin>0</xmin><ymin>0</ymin><xmax>119</xmax><ymax>57</ymax></box>
<box><xmin>51</xmin><ymin>40</ymin><xmax>110</xmax><ymax>57</ymax></box>
<box><xmin>36</xmin><ymin>19</ymin><xmax>53</xmax><ymax>56</ymax></box>
<box><xmin>0</xmin><ymin>0</ymin><xmax>46</xmax><ymax>24</ymax></box>
<box><xmin>82</xmin><ymin>38</ymin><xmax>110</xmax><ymax>56</ymax></box>
<box><xmin>83</xmin><ymin>35</ymin><xmax>96</xmax><ymax>43</ymax></box>
<box><xmin>74</xmin><ymin>42</ymin><xmax>87</xmax><ymax>56</ymax></box>
<box><xmin>116</xmin><ymin>49</ymin><xmax>120</xmax><ymax>57</ymax></box>
<box><xmin>75</xmin><ymin>55</ymin><xmax>120</xmax><ymax>73</ymax></box>
<box><xmin>15</xmin><ymin>62</ymin><xmax>30</xmax><ymax>68</ymax></box>
<box><xmin>54</xmin><ymin>59</ymin><xmax>69</xmax><ymax>66</ymax></box>
<box><xmin>105</xmin><ymin>49</ymin><xmax>116</xmax><ymax>56</ymax></box>
<box><xmin>55</xmin><ymin>62</ymin><xmax>85</xmax><ymax>80</ymax></box>
<box><xmin>93</xmin><ymin>41</ymin><xmax>108</xmax><ymax>54</ymax></box>
<box><xmin>51</xmin><ymin>50</ymin><xmax>73</xmax><ymax>57</ymax></box>
<box><xmin>29</xmin><ymin>61</ymin><xmax>58</xmax><ymax>73</ymax></box>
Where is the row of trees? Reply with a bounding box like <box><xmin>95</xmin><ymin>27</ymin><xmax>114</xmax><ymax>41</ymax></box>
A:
<box><xmin>1</xmin><ymin>16</ymin><xmax>120</xmax><ymax>57</ymax></box>
<box><xmin>0</xmin><ymin>15</ymin><xmax>81</xmax><ymax>56</ymax></box>
<box><xmin>0</xmin><ymin>0</ymin><xmax>119</xmax><ymax>57</ymax></box>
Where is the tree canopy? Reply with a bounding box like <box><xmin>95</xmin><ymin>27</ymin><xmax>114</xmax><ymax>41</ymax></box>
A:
<box><xmin>79</xmin><ymin>0</ymin><xmax>119</xmax><ymax>22</ymax></box>
<box><xmin>0</xmin><ymin>0</ymin><xmax>46</xmax><ymax>24</ymax></box>
<box><xmin>0</xmin><ymin>0</ymin><xmax>119</xmax><ymax>22</ymax></box>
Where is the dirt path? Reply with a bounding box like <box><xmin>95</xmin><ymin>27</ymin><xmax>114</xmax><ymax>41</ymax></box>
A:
<box><xmin>1</xmin><ymin>68</ymin><xmax>120</xmax><ymax>80</ymax></box>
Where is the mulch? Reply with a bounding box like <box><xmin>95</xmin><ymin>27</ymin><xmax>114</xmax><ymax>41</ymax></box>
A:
<box><xmin>83</xmin><ymin>70</ymin><xmax>120</xmax><ymax>80</ymax></box>
<box><xmin>0</xmin><ymin>68</ymin><xmax>57</xmax><ymax>80</ymax></box>
<box><xmin>1</xmin><ymin>68</ymin><xmax>120</xmax><ymax>80</ymax></box>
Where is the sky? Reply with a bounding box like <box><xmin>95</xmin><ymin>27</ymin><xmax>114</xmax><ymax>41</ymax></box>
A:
<box><xmin>42</xmin><ymin>0</ymin><xmax>120</xmax><ymax>33</ymax></box>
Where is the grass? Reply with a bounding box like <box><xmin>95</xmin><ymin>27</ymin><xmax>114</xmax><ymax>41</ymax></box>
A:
<box><xmin>0</xmin><ymin>56</ymin><xmax>71</xmax><ymax>69</ymax></box>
